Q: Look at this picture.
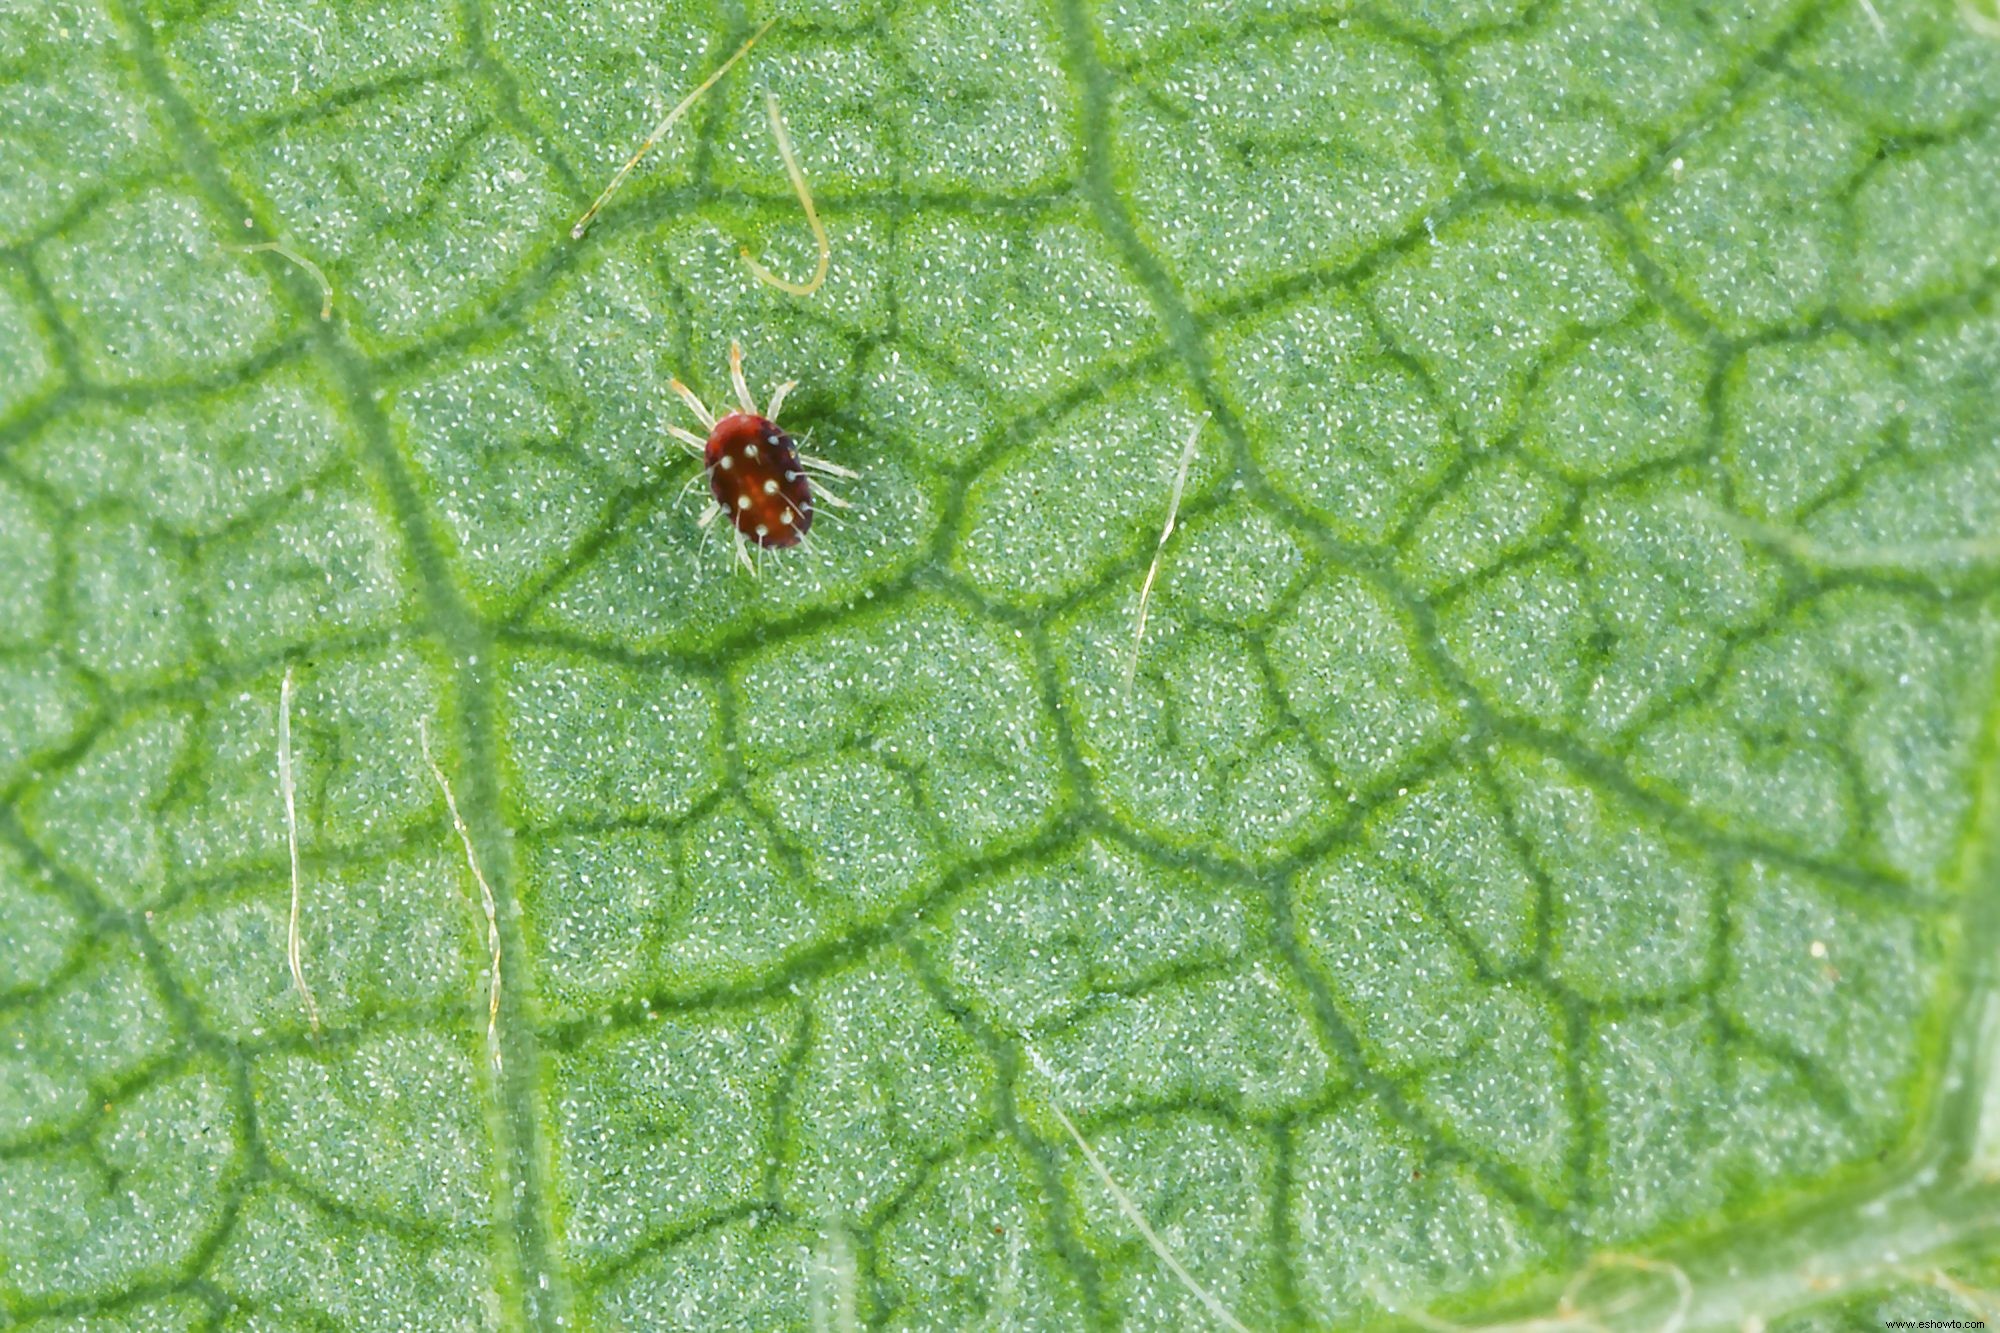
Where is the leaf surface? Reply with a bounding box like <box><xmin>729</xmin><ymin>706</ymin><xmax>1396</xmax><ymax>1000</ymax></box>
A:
<box><xmin>2</xmin><ymin>0</ymin><xmax>2000</xmax><ymax>1328</ymax></box>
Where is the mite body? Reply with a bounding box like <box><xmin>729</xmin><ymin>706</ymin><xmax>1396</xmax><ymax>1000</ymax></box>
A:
<box><xmin>665</xmin><ymin>342</ymin><xmax>857</xmax><ymax>574</ymax></box>
<box><xmin>704</xmin><ymin>409</ymin><xmax>814</xmax><ymax>547</ymax></box>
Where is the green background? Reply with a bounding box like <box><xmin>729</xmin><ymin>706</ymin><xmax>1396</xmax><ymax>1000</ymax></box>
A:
<box><xmin>2</xmin><ymin>0</ymin><xmax>1999</xmax><ymax>1327</ymax></box>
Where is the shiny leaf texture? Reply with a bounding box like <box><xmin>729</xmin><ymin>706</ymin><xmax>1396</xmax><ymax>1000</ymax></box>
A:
<box><xmin>3</xmin><ymin>0</ymin><xmax>2000</xmax><ymax>1329</ymax></box>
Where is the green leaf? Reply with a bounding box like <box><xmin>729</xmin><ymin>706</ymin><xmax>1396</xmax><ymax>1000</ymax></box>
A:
<box><xmin>3</xmin><ymin>0</ymin><xmax>1999</xmax><ymax>1328</ymax></box>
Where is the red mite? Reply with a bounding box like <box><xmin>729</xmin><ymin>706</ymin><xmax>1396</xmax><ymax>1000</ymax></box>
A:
<box><xmin>667</xmin><ymin>342</ymin><xmax>856</xmax><ymax>574</ymax></box>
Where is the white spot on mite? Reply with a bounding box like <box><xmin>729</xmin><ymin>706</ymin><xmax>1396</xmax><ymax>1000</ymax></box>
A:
<box><xmin>746</xmin><ymin>444</ymin><xmax>760</xmax><ymax>459</ymax></box>
<box><xmin>719</xmin><ymin>455</ymin><xmax>734</xmax><ymax>470</ymax></box>
<box><xmin>763</xmin><ymin>479</ymin><xmax>779</xmax><ymax>494</ymax></box>
<box><xmin>737</xmin><ymin>495</ymin><xmax>751</xmax><ymax>510</ymax></box>
<box><xmin>780</xmin><ymin>511</ymin><xmax>794</xmax><ymax>525</ymax></box>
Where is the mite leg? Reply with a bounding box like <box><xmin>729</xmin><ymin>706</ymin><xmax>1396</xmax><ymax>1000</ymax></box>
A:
<box><xmin>668</xmin><ymin>424</ymin><xmax>709</xmax><ymax>458</ymax></box>
<box><xmin>670</xmin><ymin>379</ymin><xmax>716</xmax><ymax>431</ymax></box>
<box><xmin>807</xmin><ymin>480</ymin><xmax>853</xmax><ymax>512</ymax></box>
<box><xmin>765</xmin><ymin>379</ymin><xmax>798</xmax><ymax>424</ymax></box>
<box><xmin>798</xmin><ymin>452</ymin><xmax>858</xmax><ymax>480</ymax></box>
<box><xmin>729</xmin><ymin>341</ymin><xmax>756</xmax><ymax>416</ymax></box>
